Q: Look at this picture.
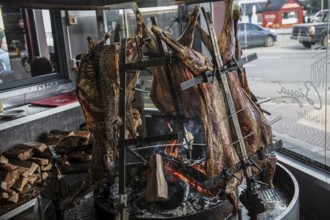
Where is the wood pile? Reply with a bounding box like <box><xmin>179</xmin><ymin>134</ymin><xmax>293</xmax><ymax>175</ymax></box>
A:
<box><xmin>0</xmin><ymin>142</ymin><xmax>49</xmax><ymax>204</ymax></box>
<box><xmin>0</xmin><ymin>130</ymin><xmax>92</xmax><ymax>206</ymax></box>
<box><xmin>46</xmin><ymin>130</ymin><xmax>92</xmax><ymax>167</ymax></box>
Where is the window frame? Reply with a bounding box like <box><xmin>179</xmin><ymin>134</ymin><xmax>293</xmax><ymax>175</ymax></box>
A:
<box><xmin>0</xmin><ymin>8</ymin><xmax>70</xmax><ymax>92</ymax></box>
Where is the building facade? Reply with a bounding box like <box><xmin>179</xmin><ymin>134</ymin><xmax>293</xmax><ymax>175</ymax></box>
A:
<box><xmin>262</xmin><ymin>0</ymin><xmax>303</xmax><ymax>28</ymax></box>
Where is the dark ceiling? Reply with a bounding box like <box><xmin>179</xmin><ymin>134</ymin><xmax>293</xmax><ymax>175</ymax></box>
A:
<box><xmin>0</xmin><ymin>0</ymin><xmax>223</xmax><ymax>10</ymax></box>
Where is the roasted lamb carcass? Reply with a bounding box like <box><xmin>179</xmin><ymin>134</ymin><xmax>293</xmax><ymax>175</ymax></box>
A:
<box><xmin>199</xmin><ymin>0</ymin><xmax>276</xmax><ymax>187</ymax></box>
<box><xmin>135</xmin><ymin>5</ymin><xmax>241</xmax><ymax>211</ymax></box>
<box><xmin>145</xmin><ymin>5</ymin><xmax>205</xmax><ymax>118</ymax></box>
<box><xmin>64</xmin><ymin>17</ymin><xmax>146</xmax><ymax>208</ymax></box>
<box><xmin>151</xmin><ymin>23</ymin><xmax>242</xmax><ymax>212</ymax></box>
<box><xmin>195</xmin><ymin>0</ymin><xmax>276</xmax><ymax>187</ymax></box>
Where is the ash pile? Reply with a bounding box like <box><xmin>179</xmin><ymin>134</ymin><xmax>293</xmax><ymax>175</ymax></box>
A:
<box><xmin>94</xmin><ymin>143</ymin><xmax>232</xmax><ymax>220</ymax></box>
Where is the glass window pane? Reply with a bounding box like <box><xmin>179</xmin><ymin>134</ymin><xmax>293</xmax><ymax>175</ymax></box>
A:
<box><xmin>240</xmin><ymin>5</ymin><xmax>330</xmax><ymax>169</ymax></box>
<box><xmin>0</xmin><ymin>7</ymin><xmax>59</xmax><ymax>85</ymax></box>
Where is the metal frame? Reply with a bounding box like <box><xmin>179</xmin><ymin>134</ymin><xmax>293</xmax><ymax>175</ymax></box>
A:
<box><xmin>0</xmin><ymin>197</ymin><xmax>37</xmax><ymax>220</ymax></box>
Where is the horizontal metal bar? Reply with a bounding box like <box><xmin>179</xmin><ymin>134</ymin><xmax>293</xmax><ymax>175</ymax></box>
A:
<box><xmin>256</xmin><ymin>98</ymin><xmax>271</xmax><ymax>105</ymax></box>
<box><xmin>120</xmin><ymin>56</ymin><xmax>173</xmax><ymax>71</ymax></box>
<box><xmin>230</xmin><ymin>133</ymin><xmax>253</xmax><ymax>146</ymax></box>
<box><xmin>119</xmin><ymin>133</ymin><xmax>179</xmax><ymax>146</ymax></box>
<box><xmin>180</xmin><ymin>53</ymin><xmax>258</xmax><ymax>90</ymax></box>
<box><xmin>270</xmin><ymin>116</ymin><xmax>282</xmax><ymax>125</ymax></box>
<box><xmin>131</xmin><ymin>142</ymin><xmax>206</xmax><ymax>151</ymax></box>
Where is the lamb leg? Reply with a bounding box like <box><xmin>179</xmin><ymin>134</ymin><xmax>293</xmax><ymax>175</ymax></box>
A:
<box><xmin>133</xmin><ymin>4</ymin><xmax>159</xmax><ymax>55</ymax></box>
<box><xmin>177</xmin><ymin>5</ymin><xmax>200</xmax><ymax>48</ymax></box>
<box><xmin>151</xmin><ymin>25</ymin><xmax>213</xmax><ymax>76</ymax></box>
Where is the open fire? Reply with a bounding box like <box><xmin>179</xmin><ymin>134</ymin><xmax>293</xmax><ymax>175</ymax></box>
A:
<box><xmin>93</xmin><ymin>136</ymin><xmax>287</xmax><ymax>220</ymax></box>
<box><xmin>163</xmin><ymin>141</ymin><xmax>211</xmax><ymax>197</ymax></box>
<box><xmin>70</xmin><ymin>1</ymin><xmax>294</xmax><ymax>219</ymax></box>
<box><xmin>94</xmin><ymin>140</ymin><xmax>235</xmax><ymax>220</ymax></box>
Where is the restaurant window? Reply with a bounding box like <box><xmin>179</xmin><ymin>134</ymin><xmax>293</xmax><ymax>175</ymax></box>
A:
<box><xmin>240</xmin><ymin>6</ymin><xmax>330</xmax><ymax>171</ymax></box>
<box><xmin>1</xmin><ymin>1</ymin><xmax>328</xmax><ymax>172</ymax></box>
<box><xmin>0</xmin><ymin>6</ymin><xmax>66</xmax><ymax>90</ymax></box>
<box><xmin>99</xmin><ymin>3</ymin><xmax>330</xmax><ymax>172</ymax></box>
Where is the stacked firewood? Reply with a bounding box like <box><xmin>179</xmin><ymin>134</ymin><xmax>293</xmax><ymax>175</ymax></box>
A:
<box><xmin>0</xmin><ymin>142</ymin><xmax>50</xmax><ymax>204</ymax></box>
<box><xmin>46</xmin><ymin>130</ymin><xmax>92</xmax><ymax>166</ymax></box>
<box><xmin>0</xmin><ymin>130</ymin><xmax>91</xmax><ymax>205</ymax></box>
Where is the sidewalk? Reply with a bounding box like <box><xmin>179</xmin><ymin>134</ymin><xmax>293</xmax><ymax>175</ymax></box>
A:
<box><xmin>258</xmin><ymin>93</ymin><xmax>330</xmax><ymax>166</ymax></box>
<box><xmin>246</xmin><ymin>78</ymin><xmax>330</xmax><ymax>165</ymax></box>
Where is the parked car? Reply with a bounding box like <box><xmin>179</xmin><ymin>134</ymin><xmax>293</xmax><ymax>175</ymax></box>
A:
<box><xmin>310</xmin><ymin>9</ymin><xmax>327</xmax><ymax>23</ymax></box>
<box><xmin>238</xmin><ymin>23</ymin><xmax>277</xmax><ymax>48</ymax></box>
<box><xmin>291</xmin><ymin>10</ymin><xmax>329</xmax><ymax>48</ymax></box>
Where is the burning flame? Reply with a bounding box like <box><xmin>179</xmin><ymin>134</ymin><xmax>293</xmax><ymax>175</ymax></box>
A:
<box><xmin>192</xmin><ymin>163</ymin><xmax>206</xmax><ymax>175</ymax></box>
<box><xmin>164</xmin><ymin>140</ymin><xmax>212</xmax><ymax>196</ymax></box>
<box><xmin>164</xmin><ymin>140</ymin><xmax>178</xmax><ymax>157</ymax></box>
<box><xmin>171</xmin><ymin>170</ymin><xmax>213</xmax><ymax>196</ymax></box>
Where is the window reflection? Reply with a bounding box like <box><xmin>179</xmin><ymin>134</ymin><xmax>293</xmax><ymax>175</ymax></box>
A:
<box><xmin>240</xmin><ymin>6</ymin><xmax>330</xmax><ymax>169</ymax></box>
<box><xmin>0</xmin><ymin>7</ymin><xmax>56</xmax><ymax>84</ymax></box>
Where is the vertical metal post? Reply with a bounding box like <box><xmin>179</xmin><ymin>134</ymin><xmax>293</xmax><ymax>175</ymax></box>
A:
<box><xmin>119</xmin><ymin>38</ymin><xmax>127</xmax><ymax>196</ymax></box>
<box><xmin>118</xmin><ymin>38</ymin><xmax>128</xmax><ymax>220</ymax></box>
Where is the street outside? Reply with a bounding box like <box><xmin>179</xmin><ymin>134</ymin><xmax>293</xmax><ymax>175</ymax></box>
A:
<box><xmin>242</xmin><ymin>28</ymin><xmax>330</xmax><ymax>167</ymax></box>
<box><xmin>0</xmin><ymin>51</ymin><xmax>30</xmax><ymax>83</ymax></box>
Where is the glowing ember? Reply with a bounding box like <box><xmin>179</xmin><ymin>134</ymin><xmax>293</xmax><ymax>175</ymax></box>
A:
<box><xmin>163</xmin><ymin>141</ymin><xmax>212</xmax><ymax>196</ymax></box>
<box><xmin>171</xmin><ymin>170</ymin><xmax>213</xmax><ymax>196</ymax></box>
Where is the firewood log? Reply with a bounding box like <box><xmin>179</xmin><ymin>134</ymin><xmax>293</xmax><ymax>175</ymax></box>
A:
<box><xmin>46</xmin><ymin>129</ymin><xmax>71</xmax><ymax>145</ymax></box>
<box><xmin>28</xmin><ymin>157</ymin><xmax>49</xmax><ymax>166</ymax></box>
<box><xmin>41</xmin><ymin>172</ymin><xmax>50</xmax><ymax>181</ymax></box>
<box><xmin>10</xmin><ymin>142</ymin><xmax>47</xmax><ymax>153</ymax></box>
<box><xmin>4</xmin><ymin>169</ymin><xmax>19</xmax><ymax>189</ymax></box>
<box><xmin>146</xmin><ymin>154</ymin><xmax>168</xmax><ymax>202</ymax></box>
<box><xmin>0</xmin><ymin>155</ymin><xmax>8</xmax><ymax>164</ymax></box>
<box><xmin>35</xmin><ymin>174</ymin><xmax>42</xmax><ymax>184</ymax></box>
<box><xmin>12</xmin><ymin>176</ymin><xmax>30</xmax><ymax>192</ymax></box>
<box><xmin>56</xmin><ymin>136</ymin><xmax>89</xmax><ymax>147</ymax></box>
<box><xmin>1</xmin><ymin>191</ymin><xmax>9</xmax><ymax>199</ymax></box>
<box><xmin>2</xmin><ymin>147</ymin><xmax>35</xmax><ymax>161</ymax></box>
<box><xmin>1</xmin><ymin>181</ymin><xmax>9</xmax><ymax>192</ymax></box>
<box><xmin>41</xmin><ymin>162</ymin><xmax>53</xmax><ymax>171</ymax></box>
<box><xmin>9</xmin><ymin>160</ymin><xmax>39</xmax><ymax>178</ymax></box>
<box><xmin>15</xmin><ymin>142</ymin><xmax>47</xmax><ymax>153</ymax></box>
<box><xmin>22</xmin><ymin>183</ymin><xmax>33</xmax><ymax>194</ymax></box>
<box><xmin>68</xmin><ymin>131</ymin><xmax>90</xmax><ymax>140</ymax></box>
<box><xmin>65</xmin><ymin>152</ymin><xmax>92</xmax><ymax>162</ymax></box>
<box><xmin>0</xmin><ymin>163</ymin><xmax>18</xmax><ymax>171</ymax></box>
<box><xmin>28</xmin><ymin>174</ymin><xmax>39</xmax><ymax>185</ymax></box>
<box><xmin>7</xmin><ymin>191</ymin><xmax>19</xmax><ymax>203</ymax></box>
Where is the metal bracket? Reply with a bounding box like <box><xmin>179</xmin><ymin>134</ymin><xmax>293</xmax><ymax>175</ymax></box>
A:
<box><xmin>203</xmin><ymin>139</ymin><xmax>282</xmax><ymax>189</ymax></box>
<box><xmin>180</xmin><ymin>53</ymin><xmax>258</xmax><ymax>90</ymax></box>
<box><xmin>119</xmin><ymin>133</ymin><xmax>178</xmax><ymax>147</ymax></box>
